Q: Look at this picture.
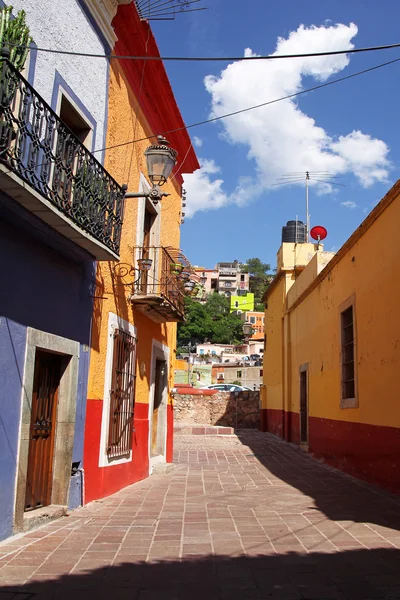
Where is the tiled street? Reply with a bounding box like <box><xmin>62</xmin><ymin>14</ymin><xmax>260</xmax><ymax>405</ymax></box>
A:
<box><xmin>1</xmin><ymin>431</ymin><xmax>400</xmax><ymax>600</ymax></box>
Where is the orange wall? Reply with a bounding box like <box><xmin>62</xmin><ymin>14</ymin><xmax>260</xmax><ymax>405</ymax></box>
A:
<box><xmin>88</xmin><ymin>59</ymin><xmax>182</xmax><ymax>406</ymax></box>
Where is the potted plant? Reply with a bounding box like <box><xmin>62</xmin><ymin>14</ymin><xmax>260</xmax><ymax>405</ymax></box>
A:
<box><xmin>170</xmin><ymin>262</ymin><xmax>183</xmax><ymax>275</ymax></box>
<box><xmin>0</xmin><ymin>6</ymin><xmax>33</xmax><ymax>155</ymax></box>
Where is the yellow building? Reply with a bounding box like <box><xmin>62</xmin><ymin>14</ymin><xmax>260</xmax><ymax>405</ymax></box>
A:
<box><xmin>262</xmin><ymin>182</ymin><xmax>400</xmax><ymax>494</ymax></box>
<box><xmin>83</xmin><ymin>4</ymin><xmax>199</xmax><ymax>503</ymax></box>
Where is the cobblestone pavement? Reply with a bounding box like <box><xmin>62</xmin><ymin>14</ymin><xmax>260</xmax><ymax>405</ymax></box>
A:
<box><xmin>1</xmin><ymin>431</ymin><xmax>400</xmax><ymax>599</ymax></box>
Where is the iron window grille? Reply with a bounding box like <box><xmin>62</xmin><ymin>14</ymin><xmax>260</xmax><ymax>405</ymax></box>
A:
<box><xmin>107</xmin><ymin>329</ymin><xmax>137</xmax><ymax>458</ymax></box>
<box><xmin>341</xmin><ymin>306</ymin><xmax>355</xmax><ymax>400</ymax></box>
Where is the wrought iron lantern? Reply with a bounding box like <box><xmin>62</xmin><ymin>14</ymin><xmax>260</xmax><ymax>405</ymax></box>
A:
<box><xmin>243</xmin><ymin>322</ymin><xmax>253</xmax><ymax>338</ymax></box>
<box><xmin>144</xmin><ymin>136</ymin><xmax>177</xmax><ymax>187</ymax></box>
<box><xmin>123</xmin><ymin>135</ymin><xmax>178</xmax><ymax>204</ymax></box>
<box><xmin>137</xmin><ymin>257</ymin><xmax>153</xmax><ymax>271</ymax></box>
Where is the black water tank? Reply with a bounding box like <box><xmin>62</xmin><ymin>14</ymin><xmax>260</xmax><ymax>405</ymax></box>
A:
<box><xmin>282</xmin><ymin>220</ymin><xmax>306</xmax><ymax>243</ymax></box>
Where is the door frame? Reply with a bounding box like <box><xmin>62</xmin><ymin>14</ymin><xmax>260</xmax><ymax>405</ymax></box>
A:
<box><xmin>148</xmin><ymin>340</ymin><xmax>170</xmax><ymax>470</ymax></box>
<box><xmin>299</xmin><ymin>362</ymin><xmax>309</xmax><ymax>451</ymax></box>
<box><xmin>14</xmin><ymin>327</ymin><xmax>79</xmax><ymax>531</ymax></box>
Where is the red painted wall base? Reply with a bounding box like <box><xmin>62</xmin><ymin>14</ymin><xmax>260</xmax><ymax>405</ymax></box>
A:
<box><xmin>84</xmin><ymin>401</ymin><xmax>150</xmax><ymax>504</ymax></box>
<box><xmin>260</xmin><ymin>409</ymin><xmax>400</xmax><ymax>494</ymax></box>
<box><xmin>166</xmin><ymin>404</ymin><xmax>174</xmax><ymax>463</ymax></box>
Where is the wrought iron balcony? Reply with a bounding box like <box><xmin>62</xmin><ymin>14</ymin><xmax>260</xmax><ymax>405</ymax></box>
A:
<box><xmin>129</xmin><ymin>246</ymin><xmax>190</xmax><ymax>323</ymax></box>
<box><xmin>0</xmin><ymin>58</ymin><xmax>124</xmax><ymax>259</ymax></box>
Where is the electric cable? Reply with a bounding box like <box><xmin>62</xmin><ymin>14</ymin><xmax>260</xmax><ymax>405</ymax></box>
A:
<box><xmin>91</xmin><ymin>54</ymin><xmax>400</xmax><ymax>154</ymax></box>
<box><xmin>7</xmin><ymin>40</ymin><xmax>400</xmax><ymax>62</ymax></box>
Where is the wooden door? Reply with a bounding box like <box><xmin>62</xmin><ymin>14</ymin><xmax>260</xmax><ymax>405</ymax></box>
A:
<box><xmin>25</xmin><ymin>351</ymin><xmax>62</xmax><ymax>511</ymax></box>
<box><xmin>151</xmin><ymin>359</ymin><xmax>166</xmax><ymax>457</ymax></box>
<box><xmin>299</xmin><ymin>369</ymin><xmax>308</xmax><ymax>444</ymax></box>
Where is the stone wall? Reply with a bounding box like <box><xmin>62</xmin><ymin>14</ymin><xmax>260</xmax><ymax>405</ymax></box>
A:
<box><xmin>173</xmin><ymin>391</ymin><xmax>260</xmax><ymax>429</ymax></box>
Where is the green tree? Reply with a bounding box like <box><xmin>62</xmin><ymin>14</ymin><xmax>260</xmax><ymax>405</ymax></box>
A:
<box><xmin>241</xmin><ymin>257</ymin><xmax>273</xmax><ymax>309</ymax></box>
<box><xmin>178</xmin><ymin>293</ymin><xmax>245</xmax><ymax>347</ymax></box>
<box><xmin>177</xmin><ymin>297</ymin><xmax>213</xmax><ymax>345</ymax></box>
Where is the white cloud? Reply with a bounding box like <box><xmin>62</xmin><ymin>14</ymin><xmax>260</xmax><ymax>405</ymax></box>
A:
<box><xmin>183</xmin><ymin>159</ymin><xmax>229</xmax><ymax>217</ymax></box>
<box><xmin>183</xmin><ymin>22</ymin><xmax>390</xmax><ymax>218</ymax></box>
<box><xmin>341</xmin><ymin>200</ymin><xmax>357</xmax><ymax>209</ymax></box>
<box><xmin>193</xmin><ymin>136</ymin><xmax>203</xmax><ymax>148</ymax></box>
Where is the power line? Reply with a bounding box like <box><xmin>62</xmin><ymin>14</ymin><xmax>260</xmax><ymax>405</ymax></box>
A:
<box><xmin>8</xmin><ymin>40</ymin><xmax>400</xmax><ymax>62</ymax></box>
<box><xmin>92</xmin><ymin>55</ymin><xmax>400</xmax><ymax>154</ymax></box>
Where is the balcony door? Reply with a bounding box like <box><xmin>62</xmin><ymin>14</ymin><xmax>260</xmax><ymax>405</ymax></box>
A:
<box><xmin>140</xmin><ymin>206</ymin><xmax>156</xmax><ymax>293</ymax></box>
<box><xmin>53</xmin><ymin>93</ymin><xmax>93</xmax><ymax>210</ymax></box>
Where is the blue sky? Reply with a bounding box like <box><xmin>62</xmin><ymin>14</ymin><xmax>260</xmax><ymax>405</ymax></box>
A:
<box><xmin>152</xmin><ymin>0</ymin><xmax>400</xmax><ymax>270</ymax></box>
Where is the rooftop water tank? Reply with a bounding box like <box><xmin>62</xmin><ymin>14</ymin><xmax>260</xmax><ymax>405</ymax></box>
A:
<box><xmin>282</xmin><ymin>220</ymin><xmax>306</xmax><ymax>243</ymax></box>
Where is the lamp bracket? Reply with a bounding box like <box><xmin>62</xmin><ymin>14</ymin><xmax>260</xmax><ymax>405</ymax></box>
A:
<box><xmin>123</xmin><ymin>185</ymin><xmax>170</xmax><ymax>204</ymax></box>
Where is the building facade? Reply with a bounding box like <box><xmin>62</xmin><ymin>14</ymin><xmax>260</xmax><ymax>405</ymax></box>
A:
<box><xmin>0</xmin><ymin>0</ymin><xmax>126</xmax><ymax>541</ymax></box>
<box><xmin>83</xmin><ymin>3</ymin><xmax>199</xmax><ymax>503</ymax></box>
<box><xmin>193</xmin><ymin>262</ymin><xmax>250</xmax><ymax>303</ymax></box>
<box><xmin>262</xmin><ymin>183</ymin><xmax>400</xmax><ymax>494</ymax></box>
<box><xmin>212</xmin><ymin>365</ymin><xmax>263</xmax><ymax>389</ymax></box>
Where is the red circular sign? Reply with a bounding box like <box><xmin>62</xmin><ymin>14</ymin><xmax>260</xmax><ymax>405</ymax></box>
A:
<box><xmin>310</xmin><ymin>225</ymin><xmax>328</xmax><ymax>241</ymax></box>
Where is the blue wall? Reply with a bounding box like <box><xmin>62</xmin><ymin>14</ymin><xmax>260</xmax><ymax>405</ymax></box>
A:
<box><xmin>0</xmin><ymin>195</ymin><xmax>94</xmax><ymax>540</ymax></box>
<box><xmin>0</xmin><ymin>319</ymin><xmax>26</xmax><ymax>541</ymax></box>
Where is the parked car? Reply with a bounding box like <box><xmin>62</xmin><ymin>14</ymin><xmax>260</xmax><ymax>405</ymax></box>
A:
<box><xmin>203</xmin><ymin>384</ymin><xmax>252</xmax><ymax>392</ymax></box>
<box><xmin>176</xmin><ymin>354</ymin><xmax>184</xmax><ymax>359</ymax></box>
<box><xmin>250</xmin><ymin>354</ymin><xmax>260</xmax><ymax>360</ymax></box>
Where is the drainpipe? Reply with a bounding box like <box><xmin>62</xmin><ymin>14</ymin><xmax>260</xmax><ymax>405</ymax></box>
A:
<box><xmin>76</xmin><ymin>468</ymin><xmax>85</xmax><ymax>506</ymax></box>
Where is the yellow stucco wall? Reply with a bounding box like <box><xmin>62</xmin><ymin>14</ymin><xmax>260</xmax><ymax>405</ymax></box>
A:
<box><xmin>87</xmin><ymin>60</ymin><xmax>182</xmax><ymax>405</ymax></box>
<box><xmin>263</xmin><ymin>276</ymin><xmax>285</xmax><ymax>411</ymax></box>
<box><xmin>265</xmin><ymin>185</ymin><xmax>400</xmax><ymax>429</ymax></box>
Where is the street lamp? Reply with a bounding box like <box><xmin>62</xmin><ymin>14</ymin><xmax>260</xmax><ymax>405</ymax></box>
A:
<box><xmin>123</xmin><ymin>136</ymin><xmax>178</xmax><ymax>204</ymax></box>
<box><xmin>243</xmin><ymin>322</ymin><xmax>253</xmax><ymax>338</ymax></box>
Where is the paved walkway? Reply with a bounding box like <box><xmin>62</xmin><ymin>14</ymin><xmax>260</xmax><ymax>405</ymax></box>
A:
<box><xmin>1</xmin><ymin>431</ymin><xmax>400</xmax><ymax>599</ymax></box>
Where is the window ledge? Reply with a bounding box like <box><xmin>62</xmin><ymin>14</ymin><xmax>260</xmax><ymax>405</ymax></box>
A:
<box><xmin>340</xmin><ymin>397</ymin><xmax>358</xmax><ymax>409</ymax></box>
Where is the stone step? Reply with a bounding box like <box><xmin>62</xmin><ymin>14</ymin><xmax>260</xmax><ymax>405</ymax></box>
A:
<box><xmin>174</xmin><ymin>424</ymin><xmax>235</xmax><ymax>436</ymax></box>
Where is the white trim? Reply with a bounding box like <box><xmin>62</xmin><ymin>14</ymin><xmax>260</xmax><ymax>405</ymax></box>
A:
<box><xmin>148</xmin><ymin>340</ymin><xmax>170</xmax><ymax>470</ymax></box>
<box><xmin>135</xmin><ymin>173</ymin><xmax>161</xmax><ymax>249</ymax></box>
<box><xmin>98</xmin><ymin>312</ymin><xmax>137</xmax><ymax>468</ymax></box>
<box><xmin>83</xmin><ymin>0</ymin><xmax>132</xmax><ymax>49</ymax></box>
<box><xmin>14</xmin><ymin>328</ymin><xmax>79</xmax><ymax>530</ymax></box>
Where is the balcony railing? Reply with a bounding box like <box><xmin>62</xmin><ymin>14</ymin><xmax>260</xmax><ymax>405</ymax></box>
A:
<box><xmin>0</xmin><ymin>58</ymin><xmax>124</xmax><ymax>259</ymax></box>
<box><xmin>130</xmin><ymin>246</ymin><xmax>187</xmax><ymax>322</ymax></box>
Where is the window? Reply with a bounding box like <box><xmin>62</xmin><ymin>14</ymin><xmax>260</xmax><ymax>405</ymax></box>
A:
<box><xmin>107</xmin><ymin>329</ymin><xmax>136</xmax><ymax>458</ymax></box>
<box><xmin>199</xmin><ymin>349</ymin><xmax>204</xmax><ymax>355</ymax></box>
<box><xmin>341</xmin><ymin>304</ymin><xmax>356</xmax><ymax>407</ymax></box>
<box><xmin>235</xmin><ymin>301</ymin><xmax>239</xmax><ymax>308</ymax></box>
<box><xmin>240</xmin><ymin>274</ymin><xmax>245</xmax><ymax>282</ymax></box>
<box><xmin>250</xmin><ymin>316</ymin><xmax>256</xmax><ymax>324</ymax></box>
<box><xmin>217</xmin><ymin>373</ymin><xmax>224</xmax><ymax>380</ymax></box>
<box><xmin>59</xmin><ymin>95</ymin><xmax>92</xmax><ymax>146</ymax></box>
<box><xmin>237</xmin><ymin>371</ymin><xmax>242</xmax><ymax>378</ymax></box>
<box><xmin>260</xmin><ymin>369</ymin><xmax>263</xmax><ymax>376</ymax></box>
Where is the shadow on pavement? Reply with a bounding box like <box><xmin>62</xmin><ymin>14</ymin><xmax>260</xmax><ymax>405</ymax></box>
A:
<box><xmin>234</xmin><ymin>430</ymin><xmax>400</xmax><ymax>533</ymax></box>
<box><xmin>1</xmin><ymin>547</ymin><xmax>400</xmax><ymax>599</ymax></box>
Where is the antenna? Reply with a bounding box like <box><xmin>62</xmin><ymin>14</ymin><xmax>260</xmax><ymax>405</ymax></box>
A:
<box><xmin>273</xmin><ymin>171</ymin><xmax>344</xmax><ymax>241</ymax></box>
<box><xmin>134</xmin><ymin>0</ymin><xmax>208</xmax><ymax>20</ymax></box>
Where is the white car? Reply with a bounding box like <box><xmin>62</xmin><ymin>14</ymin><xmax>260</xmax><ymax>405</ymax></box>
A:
<box><xmin>203</xmin><ymin>384</ymin><xmax>252</xmax><ymax>392</ymax></box>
